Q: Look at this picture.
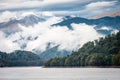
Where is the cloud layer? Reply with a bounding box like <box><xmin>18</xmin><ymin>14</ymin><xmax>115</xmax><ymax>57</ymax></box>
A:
<box><xmin>86</xmin><ymin>1</ymin><xmax>117</xmax><ymax>10</ymax></box>
<box><xmin>0</xmin><ymin>16</ymin><xmax>103</xmax><ymax>53</ymax></box>
<box><xmin>0</xmin><ymin>0</ymin><xmax>119</xmax><ymax>18</ymax></box>
<box><xmin>0</xmin><ymin>0</ymin><xmax>74</xmax><ymax>11</ymax></box>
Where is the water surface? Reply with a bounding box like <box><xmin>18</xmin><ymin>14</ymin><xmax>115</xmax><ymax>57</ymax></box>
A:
<box><xmin>0</xmin><ymin>67</ymin><xmax>120</xmax><ymax>80</ymax></box>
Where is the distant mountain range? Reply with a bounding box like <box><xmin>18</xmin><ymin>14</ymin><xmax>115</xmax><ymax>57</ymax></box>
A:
<box><xmin>0</xmin><ymin>12</ymin><xmax>120</xmax><ymax>60</ymax></box>
<box><xmin>54</xmin><ymin>16</ymin><xmax>120</xmax><ymax>35</ymax></box>
<box><xmin>0</xmin><ymin>14</ymin><xmax>120</xmax><ymax>35</ymax></box>
<box><xmin>0</xmin><ymin>15</ymin><xmax>45</xmax><ymax>34</ymax></box>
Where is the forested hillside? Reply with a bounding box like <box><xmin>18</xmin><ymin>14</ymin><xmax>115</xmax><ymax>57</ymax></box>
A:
<box><xmin>0</xmin><ymin>50</ymin><xmax>43</xmax><ymax>67</ymax></box>
<box><xmin>1</xmin><ymin>31</ymin><xmax>120</xmax><ymax>67</ymax></box>
<box><xmin>45</xmin><ymin>31</ymin><xmax>120</xmax><ymax>67</ymax></box>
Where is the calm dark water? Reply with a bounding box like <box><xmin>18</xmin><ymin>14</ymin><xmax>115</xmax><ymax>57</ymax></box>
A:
<box><xmin>0</xmin><ymin>67</ymin><xmax>120</xmax><ymax>80</ymax></box>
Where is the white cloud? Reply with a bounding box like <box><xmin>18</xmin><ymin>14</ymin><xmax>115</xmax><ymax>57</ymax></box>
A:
<box><xmin>86</xmin><ymin>1</ymin><xmax>117</xmax><ymax>10</ymax></box>
<box><xmin>0</xmin><ymin>11</ymin><xmax>55</xmax><ymax>23</ymax></box>
<box><xmin>0</xmin><ymin>0</ymin><xmax>74</xmax><ymax>10</ymax></box>
<box><xmin>99</xmin><ymin>26</ymin><xmax>112</xmax><ymax>31</ymax></box>
<box><xmin>83</xmin><ymin>1</ymin><xmax>118</xmax><ymax>16</ymax></box>
<box><xmin>21</xmin><ymin>11</ymin><xmax>37</xmax><ymax>17</ymax></box>
<box><xmin>0</xmin><ymin>16</ymin><xmax>103</xmax><ymax>53</ymax></box>
<box><xmin>43</xmin><ymin>0</ymin><xmax>74</xmax><ymax>4</ymax></box>
<box><xmin>0</xmin><ymin>31</ymin><xmax>20</xmax><ymax>53</ymax></box>
<box><xmin>0</xmin><ymin>11</ymin><xmax>17</xmax><ymax>23</ymax></box>
<box><xmin>41</xmin><ymin>11</ymin><xmax>54</xmax><ymax>17</ymax></box>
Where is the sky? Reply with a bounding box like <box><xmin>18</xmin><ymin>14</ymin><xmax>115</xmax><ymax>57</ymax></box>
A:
<box><xmin>0</xmin><ymin>0</ymin><xmax>120</xmax><ymax>18</ymax></box>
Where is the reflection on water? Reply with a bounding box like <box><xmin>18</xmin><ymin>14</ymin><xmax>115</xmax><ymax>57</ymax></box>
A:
<box><xmin>0</xmin><ymin>67</ymin><xmax>120</xmax><ymax>80</ymax></box>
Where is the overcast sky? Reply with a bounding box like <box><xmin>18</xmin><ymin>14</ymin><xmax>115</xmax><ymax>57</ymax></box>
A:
<box><xmin>0</xmin><ymin>0</ymin><xmax>120</xmax><ymax>18</ymax></box>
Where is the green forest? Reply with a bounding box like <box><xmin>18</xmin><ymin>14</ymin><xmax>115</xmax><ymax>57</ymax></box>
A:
<box><xmin>0</xmin><ymin>50</ymin><xmax>43</xmax><ymax>67</ymax></box>
<box><xmin>0</xmin><ymin>31</ymin><xmax>120</xmax><ymax>67</ymax></box>
<box><xmin>45</xmin><ymin>31</ymin><xmax>120</xmax><ymax>67</ymax></box>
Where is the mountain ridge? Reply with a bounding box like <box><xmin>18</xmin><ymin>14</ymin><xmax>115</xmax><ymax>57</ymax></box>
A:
<box><xmin>0</xmin><ymin>15</ymin><xmax>120</xmax><ymax>60</ymax></box>
<box><xmin>0</xmin><ymin>15</ymin><xmax>45</xmax><ymax>34</ymax></box>
<box><xmin>54</xmin><ymin>16</ymin><xmax>120</xmax><ymax>35</ymax></box>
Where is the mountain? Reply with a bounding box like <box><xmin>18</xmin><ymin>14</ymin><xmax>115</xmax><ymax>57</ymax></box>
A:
<box><xmin>38</xmin><ymin>46</ymin><xmax>69</xmax><ymax>60</ymax></box>
<box><xmin>54</xmin><ymin>16</ymin><xmax>120</xmax><ymax>35</ymax></box>
<box><xmin>54</xmin><ymin>17</ymin><xmax>90</xmax><ymax>29</ymax></box>
<box><xmin>0</xmin><ymin>15</ymin><xmax>120</xmax><ymax>61</ymax></box>
<box><xmin>19</xmin><ymin>15</ymin><xmax>45</xmax><ymax>26</ymax></box>
<box><xmin>0</xmin><ymin>15</ymin><xmax>45</xmax><ymax>34</ymax></box>
<box><xmin>45</xmin><ymin>31</ymin><xmax>120</xmax><ymax>67</ymax></box>
<box><xmin>0</xmin><ymin>50</ymin><xmax>43</xmax><ymax>67</ymax></box>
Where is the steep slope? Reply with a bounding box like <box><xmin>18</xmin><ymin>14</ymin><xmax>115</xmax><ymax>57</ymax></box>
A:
<box><xmin>54</xmin><ymin>16</ymin><xmax>120</xmax><ymax>35</ymax></box>
<box><xmin>45</xmin><ymin>31</ymin><xmax>120</xmax><ymax>67</ymax></box>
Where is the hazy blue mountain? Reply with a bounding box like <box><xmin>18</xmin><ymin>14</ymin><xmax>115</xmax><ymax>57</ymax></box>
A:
<box><xmin>0</xmin><ymin>15</ymin><xmax>45</xmax><ymax>34</ymax></box>
<box><xmin>18</xmin><ymin>15</ymin><xmax>45</xmax><ymax>26</ymax></box>
<box><xmin>54</xmin><ymin>16</ymin><xmax>120</xmax><ymax>35</ymax></box>
<box><xmin>38</xmin><ymin>46</ymin><xmax>69</xmax><ymax>60</ymax></box>
<box><xmin>93</xmin><ymin>16</ymin><xmax>120</xmax><ymax>29</ymax></box>
<box><xmin>54</xmin><ymin>16</ymin><xmax>90</xmax><ymax>29</ymax></box>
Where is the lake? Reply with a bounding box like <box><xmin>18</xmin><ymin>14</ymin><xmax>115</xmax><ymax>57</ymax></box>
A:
<box><xmin>0</xmin><ymin>67</ymin><xmax>120</xmax><ymax>80</ymax></box>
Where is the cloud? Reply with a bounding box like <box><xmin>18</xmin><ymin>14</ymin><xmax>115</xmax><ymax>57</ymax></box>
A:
<box><xmin>85</xmin><ymin>1</ymin><xmax>117</xmax><ymax>10</ymax></box>
<box><xmin>0</xmin><ymin>11</ymin><xmax>17</xmax><ymax>23</ymax></box>
<box><xmin>0</xmin><ymin>16</ymin><xmax>103</xmax><ymax>53</ymax></box>
<box><xmin>21</xmin><ymin>11</ymin><xmax>37</xmax><ymax>17</ymax></box>
<box><xmin>83</xmin><ymin>1</ymin><xmax>118</xmax><ymax>17</ymax></box>
<box><xmin>41</xmin><ymin>11</ymin><xmax>54</xmax><ymax>17</ymax></box>
<box><xmin>0</xmin><ymin>11</ymin><xmax>38</xmax><ymax>23</ymax></box>
<box><xmin>0</xmin><ymin>0</ymin><xmax>75</xmax><ymax>11</ymax></box>
<box><xmin>99</xmin><ymin>26</ymin><xmax>112</xmax><ymax>31</ymax></box>
<box><xmin>0</xmin><ymin>0</ymin><xmax>119</xmax><ymax>18</ymax></box>
<box><xmin>0</xmin><ymin>31</ymin><xmax>20</xmax><ymax>53</ymax></box>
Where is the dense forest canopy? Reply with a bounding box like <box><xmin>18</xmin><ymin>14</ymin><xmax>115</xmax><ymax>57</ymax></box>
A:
<box><xmin>45</xmin><ymin>31</ymin><xmax>120</xmax><ymax>67</ymax></box>
<box><xmin>0</xmin><ymin>50</ymin><xmax>43</xmax><ymax>67</ymax></box>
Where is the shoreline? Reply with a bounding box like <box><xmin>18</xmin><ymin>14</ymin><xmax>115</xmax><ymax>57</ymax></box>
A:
<box><xmin>43</xmin><ymin>66</ymin><xmax>120</xmax><ymax>68</ymax></box>
<box><xmin>1</xmin><ymin>66</ymin><xmax>120</xmax><ymax>68</ymax></box>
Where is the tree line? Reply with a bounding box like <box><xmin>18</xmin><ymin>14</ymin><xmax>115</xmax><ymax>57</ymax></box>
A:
<box><xmin>0</xmin><ymin>50</ymin><xmax>43</xmax><ymax>67</ymax></box>
<box><xmin>45</xmin><ymin>31</ymin><xmax>120</xmax><ymax>67</ymax></box>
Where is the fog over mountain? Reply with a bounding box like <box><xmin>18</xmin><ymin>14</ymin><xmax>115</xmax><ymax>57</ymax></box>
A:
<box><xmin>0</xmin><ymin>0</ymin><xmax>120</xmax><ymax>59</ymax></box>
<box><xmin>0</xmin><ymin>11</ymin><xmax>104</xmax><ymax>53</ymax></box>
<box><xmin>0</xmin><ymin>10</ymin><xmax>120</xmax><ymax>60</ymax></box>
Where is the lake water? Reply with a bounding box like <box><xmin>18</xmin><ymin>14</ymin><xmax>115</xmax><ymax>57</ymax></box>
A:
<box><xmin>0</xmin><ymin>67</ymin><xmax>120</xmax><ymax>80</ymax></box>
